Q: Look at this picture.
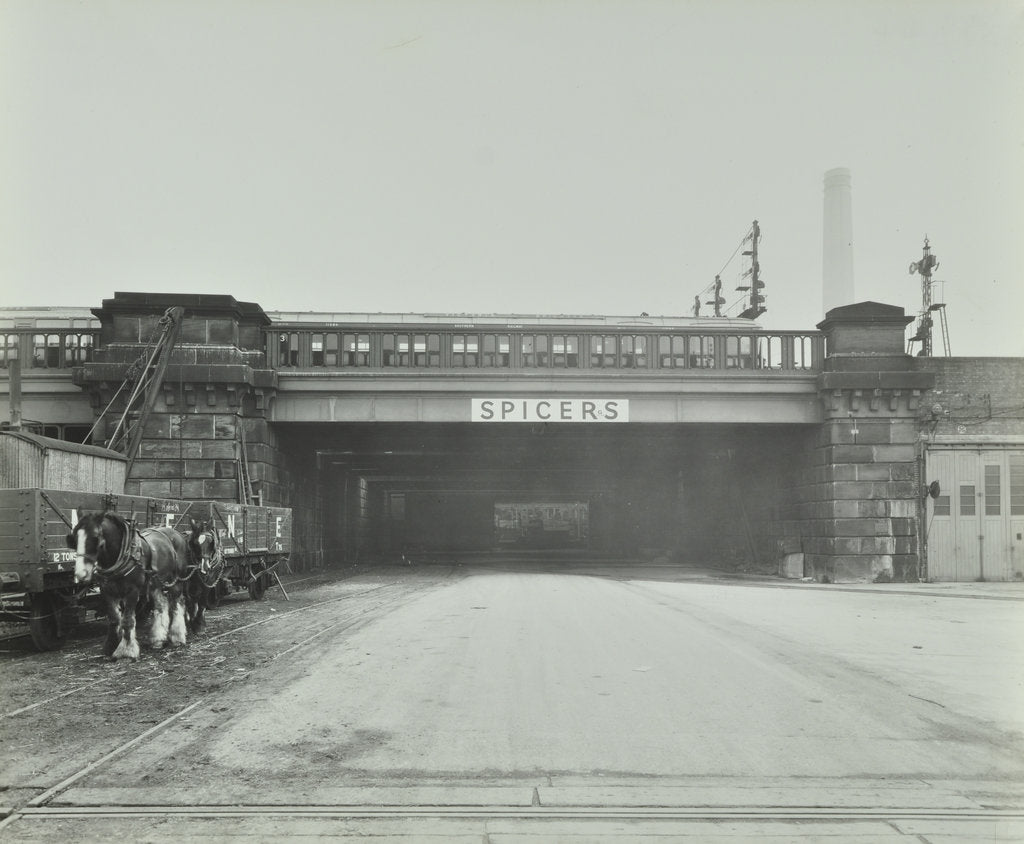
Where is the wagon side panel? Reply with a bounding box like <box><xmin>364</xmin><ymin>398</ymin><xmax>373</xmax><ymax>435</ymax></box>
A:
<box><xmin>268</xmin><ymin>507</ymin><xmax>292</xmax><ymax>556</ymax></box>
<box><xmin>0</xmin><ymin>489</ymin><xmax>41</xmax><ymax>593</ymax></box>
<box><xmin>242</xmin><ymin>505</ymin><xmax>268</xmax><ymax>551</ymax></box>
<box><xmin>207</xmin><ymin>501</ymin><xmax>245</xmax><ymax>559</ymax></box>
<box><xmin>35</xmin><ymin>490</ymin><xmax>117</xmax><ymax>594</ymax></box>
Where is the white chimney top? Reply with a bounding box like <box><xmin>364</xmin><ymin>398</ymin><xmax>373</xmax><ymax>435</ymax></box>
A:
<box><xmin>823</xmin><ymin>168</ymin><xmax>855</xmax><ymax>313</ymax></box>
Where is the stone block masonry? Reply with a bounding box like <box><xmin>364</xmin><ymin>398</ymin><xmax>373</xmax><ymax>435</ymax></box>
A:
<box><xmin>75</xmin><ymin>293</ymin><xmax>289</xmax><ymax>508</ymax></box>
<box><xmin>795</xmin><ymin>302</ymin><xmax>934</xmax><ymax>583</ymax></box>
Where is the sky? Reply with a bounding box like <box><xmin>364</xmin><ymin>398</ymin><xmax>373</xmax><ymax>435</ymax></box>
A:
<box><xmin>1</xmin><ymin>0</ymin><xmax>1022</xmax><ymax>356</ymax></box>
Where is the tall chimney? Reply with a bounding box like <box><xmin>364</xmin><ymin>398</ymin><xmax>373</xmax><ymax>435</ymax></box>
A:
<box><xmin>823</xmin><ymin>167</ymin><xmax>855</xmax><ymax>313</ymax></box>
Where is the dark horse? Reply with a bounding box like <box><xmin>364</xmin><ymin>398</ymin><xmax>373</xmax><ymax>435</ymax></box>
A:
<box><xmin>68</xmin><ymin>512</ymin><xmax>190</xmax><ymax>660</ymax></box>
<box><xmin>183</xmin><ymin>518</ymin><xmax>222</xmax><ymax>635</ymax></box>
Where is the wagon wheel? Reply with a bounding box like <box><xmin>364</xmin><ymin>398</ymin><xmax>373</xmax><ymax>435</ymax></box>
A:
<box><xmin>247</xmin><ymin>561</ymin><xmax>268</xmax><ymax>601</ymax></box>
<box><xmin>28</xmin><ymin>594</ymin><xmax>65</xmax><ymax>652</ymax></box>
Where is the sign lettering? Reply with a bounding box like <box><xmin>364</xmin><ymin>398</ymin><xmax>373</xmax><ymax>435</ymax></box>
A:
<box><xmin>471</xmin><ymin>398</ymin><xmax>629</xmax><ymax>423</ymax></box>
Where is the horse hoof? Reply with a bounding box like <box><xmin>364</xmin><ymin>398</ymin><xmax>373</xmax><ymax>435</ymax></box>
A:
<box><xmin>150</xmin><ymin>641</ymin><xmax>165</xmax><ymax>651</ymax></box>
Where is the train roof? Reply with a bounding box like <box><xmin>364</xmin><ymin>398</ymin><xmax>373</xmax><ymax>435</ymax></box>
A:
<box><xmin>0</xmin><ymin>305</ymin><xmax>763</xmax><ymax>331</ymax></box>
<box><xmin>265</xmin><ymin>311</ymin><xmax>762</xmax><ymax>329</ymax></box>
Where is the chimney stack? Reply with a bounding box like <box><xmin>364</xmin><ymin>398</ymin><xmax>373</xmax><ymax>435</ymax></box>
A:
<box><xmin>823</xmin><ymin>168</ymin><xmax>855</xmax><ymax>313</ymax></box>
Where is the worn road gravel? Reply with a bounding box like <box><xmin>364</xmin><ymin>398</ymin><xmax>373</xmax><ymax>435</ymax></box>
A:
<box><xmin>2</xmin><ymin>561</ymin><xmax>1023</xmax><ymax>840</ymax></box>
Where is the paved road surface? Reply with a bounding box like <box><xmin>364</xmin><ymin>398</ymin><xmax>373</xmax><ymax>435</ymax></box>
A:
<box><xmin>4</xmin><ymin>562</ymin><xmax>1024</xmax><ymax>840</ymax></box>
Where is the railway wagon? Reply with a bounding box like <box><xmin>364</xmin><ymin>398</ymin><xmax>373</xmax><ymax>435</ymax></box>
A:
<box><xmin>0</xmin><ymin>488</ymin><xmax>293</xmax><ymax>650</ymax></box>
<box><xmin>0</xmin><ymin>487</ymin><xmax>196</xmax><ymax>650</ymax></box>
<box><xmin>159</xmin><ymin>500</ymin><xmax>293</xmax><ymax>604</ymax></box>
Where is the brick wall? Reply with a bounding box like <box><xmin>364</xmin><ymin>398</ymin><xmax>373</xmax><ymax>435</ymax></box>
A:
<box><xmin>915</xmin><ymin>358</ymin><xmax>1024</xmax><ymax>438</ymax></box>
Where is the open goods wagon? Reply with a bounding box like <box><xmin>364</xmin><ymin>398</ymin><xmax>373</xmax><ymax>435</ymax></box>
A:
<box><xmin>0</xmin><ymin>487</ymin><xmax>194</xmax><ymax>650</ymax></box>
<box><xmin>0</xmin><ymin>488</ymin><xmax>292</xmax><ymax>651</ymax></box>
<box><xmin>175</xmin><ymin>500</ymin><xmax>292</xmax><ymax>605</ymax></box>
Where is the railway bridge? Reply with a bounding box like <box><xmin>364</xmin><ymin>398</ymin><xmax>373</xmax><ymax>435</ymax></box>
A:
<box><xmin>1</xmin><ymin>293</ymin><xmax>943</xmax><ymax>582</ymax></box>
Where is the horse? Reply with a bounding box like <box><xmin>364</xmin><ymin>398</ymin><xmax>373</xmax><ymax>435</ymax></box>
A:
<box><xmin>67</xmin><ymin>511</ymin><xmax>191</xmax><ymax>660</ymax></box>
<box><xmin>183</xmin><ymin>517</ymin><xmax>222</xmax><ymax>635</ymax></box>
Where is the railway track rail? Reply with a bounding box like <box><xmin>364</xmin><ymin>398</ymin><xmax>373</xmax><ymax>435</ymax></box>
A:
<box><xmin>1</xmin><ymin>564</ymin><xmax>1021</xmax><ymax>840</ymax></box>
<box><xmin>1</xmin><ymin>568</ymin><xmax>453</xmax><ymax>721</ymax></box>
<box><xmin>0</xmin><ymin>566</ymin><xmax>463</xmax><ymax>835</ymax></box>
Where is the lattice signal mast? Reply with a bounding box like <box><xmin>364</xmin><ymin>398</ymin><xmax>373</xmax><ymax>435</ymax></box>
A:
<box><xmin>737</xmin><ymin>220</ymin><xmax>766</xmax><ymax>320</ymax></box>
<box><xmin>907</xmin><ymin>236</ymin><xmax>949</xmax><ymax>356</ymax></box>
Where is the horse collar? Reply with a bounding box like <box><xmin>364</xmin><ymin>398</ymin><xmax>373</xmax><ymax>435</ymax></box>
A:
<box><xmin>93</xmin><ymin>519</ymin><xmax>144</xmax><ymax>580</ymax></box>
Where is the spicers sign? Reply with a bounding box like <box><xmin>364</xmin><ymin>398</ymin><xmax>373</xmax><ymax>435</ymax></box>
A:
<box><xmin>471</xmin><ymin>398</ymin><xmax>629</xmax><ymax>423</ymax></box>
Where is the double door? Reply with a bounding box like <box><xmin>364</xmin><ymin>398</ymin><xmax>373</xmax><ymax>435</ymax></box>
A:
<box><xmin>925</xmin><ymin>449</ymin><xmax>1024</xmax><ymax>581</ymax></box>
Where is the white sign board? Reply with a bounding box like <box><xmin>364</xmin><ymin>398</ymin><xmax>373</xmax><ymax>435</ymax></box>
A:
<box><xmin>471</xmin><ymin>398</ymin><xmax>629</xmax><ymax>423</ymax></box>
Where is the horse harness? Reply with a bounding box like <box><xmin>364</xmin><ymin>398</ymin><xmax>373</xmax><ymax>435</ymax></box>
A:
<box><xmin>92</xmin><ymin>519</ymin><xmax>185</xmax><ymax>588</ymax></box>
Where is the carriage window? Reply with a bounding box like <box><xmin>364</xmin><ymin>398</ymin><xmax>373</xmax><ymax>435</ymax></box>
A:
<box><xmin>620</xmin><ymin>336</ymin><xmax>635</xmax><ymax>368</ymax></box>
<box><xmin>1011</xmin><ymin>456</ymin><xmax>1024</xmax><ymax>516</ymax></box>
<box><xmin>33</xmin><ymin>334</ymin><xmax>63</xmax><ymax>368</ymax></box>
<box><xmin>383</xmin><ymin>334</ymin><xmax>411</xmax><ymax>367</ymax></box>
<box><xmin>413</xmin><ymin>334</ymin><xmax>440</xmax><ymax>367</ymax></box>
<box><xmin>343</xmin><ymin>333</ymin><xmax>370</xmax><ymax>366</ymax></box>
<box><xmin>550</xmin><ymin>335</ymin><xmax>579</xmax><ymax>368</ymax></box>
<box><xmin>482</xmin><ymin>334</ymin><xmax>510</xmax><ymax>367</ymax></box>
<box><xmin>0</xmin><ymin>334</ymin><xmax>19</xmax><ymax>367</ymax></box>
<box><xmin>522</xmin><ymin>335</ymin><xmax>549</xmax><ymax>367</ymax></box>
<box><xmin>959</xmin><ymin>485</ymin><xmax>976</xmax><ymax>516</ymax></box>
<box><xmin>619</xmin><ymin>335</ymin><xmax>647</xmax><ymax>368</ymax></box>
<box><xmin>726</xmin><ymin>336</ymin><xmax>752</xmax><ymax>369</ymax></box>
<box><xmin>984</xmin><ymin>465</ymin><xmax>1001</xmax><ymax>516</ymax></box>
<box><xmin>452</xmin><ymin>334</ymin><xmax>479</xmax><ymax>367</ymax></box>
<box><xmin>932</xmin><ymin>494</ymin><xmax>951</xmax><ymax>516</ymax></box>
<box><xmin>658</xmin><ymin>336</ymin><xmax>671</xmax><ymax>367</ymax></box>
<box><xmin>689</xmin><ymin>336</ymin><xmax>715</xmax><ymax>368</ymax></box>
<box><xmin>658</xmin><ymin>335</ymin><xmax>687</xmax><ymax>368</ymax></box>
<box><xmin>311</xmin><ymin>334</ymin><xmax>325</xmax><ymax>366</ymax></box>
<box><xmin>324</xmin><ymin>333</ymin><xmax>338</xmax><ymax>366</ymax></box>
<box><xmin>590</xmin><ymin>335</ymin><xmax>617</xmax><ymax>367</ymax></box>
<box><xmin>278</xmin><ymin>333</ymin><xmax>299</xmax><ymax>367</ymax></box>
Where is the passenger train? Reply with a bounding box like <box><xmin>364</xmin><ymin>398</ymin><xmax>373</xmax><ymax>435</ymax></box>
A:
<box><xmin>0</xmin><ymin>305</ymin><xmax>822</xmax><ymax>379</ymax></box>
